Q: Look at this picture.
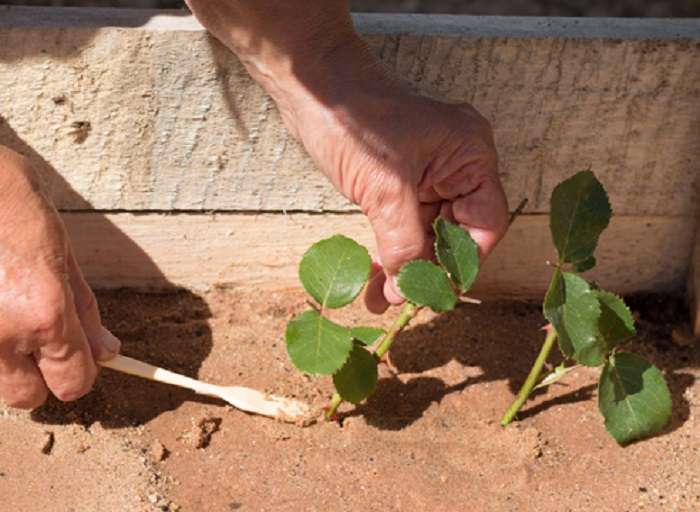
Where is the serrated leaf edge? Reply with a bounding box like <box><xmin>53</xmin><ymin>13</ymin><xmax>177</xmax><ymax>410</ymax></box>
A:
<box><xmin>594</xmin><ymin>289</ymin><xmax>636</xmax><ymax>349</ymax></box>
<box><xmin>299</xmin><ymin>234</ymin><xmax>371</xmax><ymax>309</ymax></box>
<box><xmin>350</xmin><ymin>326</ymin><xmax>387</xmax><ymax>346</ymax></box>
<box><xmin>598</xmin><ymin>352</ymin><xmax>672</xmax><ymax>445</ymax></box>
<box><xmin>332</xmin><ymin>344</ymin><xmax>379</xmax><ymax>404</ymax></box>
<box><xmin>322</xmin><ymin>235</ymin><xmax>370</xmax><ymax>309</ymax></box>
<box><xmin>432</xmin><ymin>217</ymin><xmax>479</xmax><ymax>292</ymax></box>
<box><xmin>551</xmin><ymin>170</ymin><xmax>612</xmax><ymax>265</ymax></box>
<box><xmin>397</xmin><ymin>259</ymin><xmax>457</xmax><ymax>312</ymax></box>
<box><xmin>285</xmin><ymin>310</ymin><xmax>353</xmax><ymax>375</ymax></box>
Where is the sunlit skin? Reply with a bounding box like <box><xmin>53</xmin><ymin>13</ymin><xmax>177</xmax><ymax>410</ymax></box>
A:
<box><xmin>0</xmin><ymin>0</ymin><xmax>508</xmax><ymax>409</ymax></box>
<box><xmin>0</xmin><ymin>147</ymin><xmax>120</xmax><ymax>408</ymax></box>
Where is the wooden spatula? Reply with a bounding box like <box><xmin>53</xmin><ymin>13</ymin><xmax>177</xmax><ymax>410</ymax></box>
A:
<box><xmin>100</xmin><ymin>355</ymin><xmax>310</xmax><ymax>422</ymax></box>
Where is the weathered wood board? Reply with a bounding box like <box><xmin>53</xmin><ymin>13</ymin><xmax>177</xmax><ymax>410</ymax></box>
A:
<box><xmin>2</xmin><ymin>8</ymin><xmax>699</xmax><ymax>300</ymax></box>
<box><xmin>63</xmin><ymin>212</ymin><xmax>694</xmax><ymax>295</ymax></box>
<box><xmin>1</xmin><ymin>8</ymin><xmax>699</xmax><ymax>216</ymax></box>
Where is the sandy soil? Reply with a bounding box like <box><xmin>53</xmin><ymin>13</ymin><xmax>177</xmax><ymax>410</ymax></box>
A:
<box><xmin>1</xmin><ymin>288</ymin><xmax>699</xmax><ymax>511</ymax></box>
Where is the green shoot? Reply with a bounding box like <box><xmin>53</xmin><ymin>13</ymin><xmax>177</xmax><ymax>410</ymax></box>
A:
<box><xmin>285</xmin><ymin>218</ymin><xmax>479</xmax><ymax>419</ymax></box>
<box><xmin>284</xmin><ymin>170</ymin><xmax>672</xmax><ymax>445</ymax></box>
<box><xmin>501</xmin><ymin>170</ymin><xmax>671</xmax><ymax>445</ymax></box>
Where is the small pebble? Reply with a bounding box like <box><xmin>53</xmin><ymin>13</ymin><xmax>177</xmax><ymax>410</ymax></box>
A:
<box><xmin>151</xmin><ymin>440</ymin><xmax>169</xmax><ymax>462</ymax></box>
<box><xmin>181</xmin><ymin>415</ymin><xmax>222</xmax><ymax>449</ymax></box>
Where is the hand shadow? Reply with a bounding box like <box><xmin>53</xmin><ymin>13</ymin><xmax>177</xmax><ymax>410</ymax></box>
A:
<box><xmin>1</xmin><ymin>115</ymin><xmax>214</xmax><ymax>429</ymax></box>
<box><xmin>336</xmin><ymin>300</ymin><xmax>550</xmax><ymax>430</ymax></box>
<box><xmin>347</xmin><ymin>375</ymin><xmax>470</xmax><ymax>430</ymax></box>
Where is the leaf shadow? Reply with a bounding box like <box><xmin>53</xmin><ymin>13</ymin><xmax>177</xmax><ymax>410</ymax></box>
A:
<box><xmin>339</xmin><ymin>294</ymin><xmax>699</xmax><ymax>438</ymax></box>
<box><xmin>344</xmin><ymin>375</ymin><xmax>470</xmax><ymax>431</ymax></box>
<box><xmin>336</xmin><ymin>300</ymin><xmax>549</xmax><ymax>430</ymax></box>
<box><xmin>516</xmin><ymin>383</ymin><xmax>597</xmax><ymax>420</ymax></box>
<box><xmin>388</xmin><ymin>300</ymin><xmax>548</xmax><ymax>393</ymax></box>
<box><xmin>652</xmin><ymin>370</ymin><xmax>695</xmax><ymax>439</ymax></box>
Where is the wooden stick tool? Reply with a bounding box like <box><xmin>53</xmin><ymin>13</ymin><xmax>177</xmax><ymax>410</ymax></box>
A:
<box><xmin>100</xmin><ymin>355</ymin><xmax>310</xmax><ymax>422</ymax></box>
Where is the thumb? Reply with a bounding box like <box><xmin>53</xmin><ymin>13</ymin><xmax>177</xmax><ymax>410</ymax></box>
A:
<box><xmin>365</xmin><ymin>184</ymin><xmax>434</xmax><ymax>304</ymax></box>
<box><xmin>66</xmin><ymin>247</ymin><xmax>121</xmax><ymax>361</ymax></box>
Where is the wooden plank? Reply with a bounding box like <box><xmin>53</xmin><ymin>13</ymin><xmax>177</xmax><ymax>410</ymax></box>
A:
<box><xmin>62</xmin><ymin>212</ymin><xmax>695</xmax><ymax>295</ymax></box>
<box><xmin>5</xmin><ymin>8</ymin><xmax>700</xmax><ymax>38</ymax></box>
<box><xmin>1</xmin><ymin>8</ymin><xmax>699</xmax><ymax>215</ymax></box>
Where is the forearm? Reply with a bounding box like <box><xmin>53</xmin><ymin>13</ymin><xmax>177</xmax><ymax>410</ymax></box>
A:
<box><xmin>186</xmin><ymin>1</ymin><xmax>354</xmax><ymax>76</ymax></box>
<box><xmin>185</xmin><ymin>1</ymin><xmax>390</xmax><ymax>125</ymax></box>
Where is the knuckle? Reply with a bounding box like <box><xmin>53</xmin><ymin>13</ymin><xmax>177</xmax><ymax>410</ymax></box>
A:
<box><xmin>471</xmin><ymin>126</ymin><xmax>497</xmax><ymax>161</ymax></box>
<box><xmin>52</xmin><ymin>375</ymin><xmax>94</xmax><ymax>402</ymax></box>
<box><xmin>380</xmin><ymin>236</ymin><xmax>427</xmax><ymax>272</ymax></box>
<box><xmin>30</xmin><ymin>285</ymin><xmax>67</xmax><ymax>342</ymax></box>
<box><xmin>384</xmin><ymin>247</ymin><xmax>419</xmax><ymax>272</ymax></box>
<box><xmin>4</xmin><ymin>386</ymin><xmax>48</xmax><ymax>410</ymax></box>
<box><xmin>454</xmin><ymin>104</ymin><xmax>497</xmax><ymax>152</ymax></box>
<box><xmin>361</xmin><ymin>171</ymin><xmax>403</xmax><ymax>215</ymax></box>
<box><xmin>456</xmin><ymin>102</ymin><xmax>490</xmax><ymax>128</ymax></box>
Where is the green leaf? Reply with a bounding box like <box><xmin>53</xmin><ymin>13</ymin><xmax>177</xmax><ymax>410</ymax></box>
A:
<box><xmin>573</xmin><ymin>256</ymin><xmax>596</xmax><ymax>273</ymax></box>
<box><xmin>285</xmin><ymin>310</ymin><xmax>353</xmax><ymax>375</ymax></box>
<box><xmin>598</xmin><ymin>352</ymin><xmax>672</xmax><ymax>445</ymax></box>
<box><xmin>397</xmin><ymin>260</ymin><xmax>457</xmax><ymax>312</ymax></box>
<box><xmin>595</xmin><ymin>290</ymin><xmax>636</xmax><ymax>350</ymax></box>
<box><xmin>544</xmin><ymin>269</ymin><xmax>604</xmax><ymax>366</ymax></box>
<box><xmin>550</xmin><ymin>170</ymin><xmax>611</xmax><ymax>265</ymax></box>
<box><xmin>333</xmin><ymin>343</ymin><xmax>379</xmax><ymax>404</ymax></box>
<box><xmin>433</xmin><ymin>217</ymin><xmax>479</xmax><ymax>292</ymax></box>
<box><xmin>299</xmin><ymin>235</ymin><xmax>371</xmax><ymax>309</ymax></box>
<box><xmin>350</xmin><ymin>326</ymin><xmax>386</xmax><ymax>346</ymax></box>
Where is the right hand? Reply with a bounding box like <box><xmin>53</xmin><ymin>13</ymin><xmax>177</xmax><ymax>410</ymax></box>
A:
<box><xmin>185</xmin><ymin>2</ymin><xmax>509</xmax><ymax>313</ymax></box>
<box><xmin>0</xmin><ymin>146</ymin><xmax>120</xmax><ymax>409</ymax></box>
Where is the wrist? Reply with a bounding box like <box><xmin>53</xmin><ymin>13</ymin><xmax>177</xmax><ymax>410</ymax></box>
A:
<box><xmin>187</xmin><ymin>0</ymin><xmax>357</xmax><ymax>88</ymax></box>
<box><xmin>257</xmin><ymin>34</ymin><xmax>393</xmax><ymax>124</ymax></box>
<box><xmin>186</xmin><ymin>1</ymin><xmax>393</xmax><ymax>131</ymax></box>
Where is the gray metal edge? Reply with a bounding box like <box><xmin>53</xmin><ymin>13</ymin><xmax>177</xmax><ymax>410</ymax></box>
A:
<box><xmin>0</xmin><ymin>6</ymin><xmax>699</xmax><ymax>40</ymax></box>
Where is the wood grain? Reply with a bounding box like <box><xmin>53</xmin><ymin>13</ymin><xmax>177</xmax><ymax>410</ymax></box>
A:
<box><xmin>63</xmin><ymin>212</ymin><xmax>694</xmax><ymax>295</ymax></box>
<box><xmin>0</xmin><ymin>10</ymin><xmax>698</xmax><ymax>215</ymax></box>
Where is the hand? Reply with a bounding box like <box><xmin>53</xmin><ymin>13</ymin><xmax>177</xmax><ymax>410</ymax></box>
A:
<box><xmin>186</xmin><ymin>1</ymin><xmax>509</xmax><ymax>311</ymax></box>
<box><xmin>269</xmin><ymin>41</ymin><xmax>509</xmax><ymax>313</ymax></box>
<box><xmin>0</xmin><ymin>147</ymin><xmax>120</xmax><ymax>409</ymax></box>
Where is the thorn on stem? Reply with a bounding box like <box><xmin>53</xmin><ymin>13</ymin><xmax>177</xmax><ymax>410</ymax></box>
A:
<box><xmin>508</xmin><ymin>198</ymin><xmax>529</xmax><ymax>227</ymax></box>
<box><xmin>380</xmin><ymin>352</ymin><xmax>399</xmax><ymax>375</ymax></box>
<box><xmin>323</xmin><ymin>407</ymin><xmax>340</xmax><ymax>423</ymax></box>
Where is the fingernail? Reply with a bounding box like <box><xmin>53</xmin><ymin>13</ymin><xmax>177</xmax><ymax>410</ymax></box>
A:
<box><xmin>384</xmin><ymin>276</ymin><xmax>405</xmax><ymax>305</ymax></box>
<box><xmin>391</xmin><ymin>276</ymin><xmax>404</xmax><ymax>298</ymax></box>
<box><xmin>96</xmin><ymin>327</ymin><xmax>121</xmax><ymax>361</ymax></box>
